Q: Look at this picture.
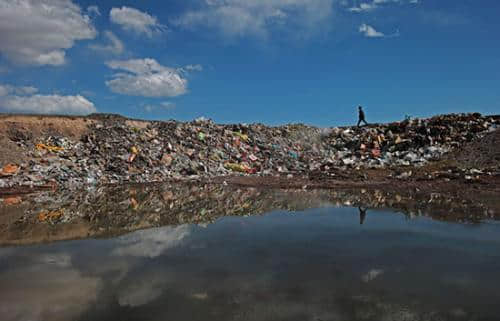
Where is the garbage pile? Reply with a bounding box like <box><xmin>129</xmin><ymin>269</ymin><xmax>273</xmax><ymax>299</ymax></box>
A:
<box><xmin>0</xmin><ymin>113</ymin><xmax>498</xmax><ymax>188</ymax></box>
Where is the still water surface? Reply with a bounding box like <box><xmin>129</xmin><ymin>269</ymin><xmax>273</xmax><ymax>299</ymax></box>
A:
<box><xmin>1</xmin><ymin>206</ymin><xmax>500</xmax><ymax>321</ymax></box>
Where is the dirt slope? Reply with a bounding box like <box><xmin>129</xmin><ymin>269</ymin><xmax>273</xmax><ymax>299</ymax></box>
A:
<box><xmin>0</xmin><ymin>115</ymin><xmax>94</xmax><ymax>165</ymax></box>
<box><xmin>450</xmin><ymin>129</ymin><xmax>500</xmax><ymax>169</ymax></box>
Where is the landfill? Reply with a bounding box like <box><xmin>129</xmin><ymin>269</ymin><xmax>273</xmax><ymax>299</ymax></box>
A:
<box><xmin>0</xmin><ymin>113</ymin><xmax>498</xmax><ymax>189</ymax></box>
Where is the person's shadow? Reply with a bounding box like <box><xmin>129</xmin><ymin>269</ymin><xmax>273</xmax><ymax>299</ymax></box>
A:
<box><xmin>358</xmin><ymin>207</ymin><xmax>368</xmax><ymax>225</ymax></box>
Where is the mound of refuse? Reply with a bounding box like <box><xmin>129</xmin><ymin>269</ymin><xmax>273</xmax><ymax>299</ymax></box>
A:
<box><xmin>0</xmin><ymin>113</ymin><xmax>498</xmax><ymax>188</ymax></box>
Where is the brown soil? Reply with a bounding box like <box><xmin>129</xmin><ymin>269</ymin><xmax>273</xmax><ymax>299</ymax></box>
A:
<box><xmin>0</xmin><ymin>115</ymin><xmax>93</xmax><ymax>165</ymax></box>
<box><xmin>449</xmin><ymin>129</ymin><xmax>500</xmax><ymax>169</ymax></box>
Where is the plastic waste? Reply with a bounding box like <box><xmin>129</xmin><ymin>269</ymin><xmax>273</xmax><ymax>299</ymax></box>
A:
<box><xmin>36</xmin><ymin>143</ymin><xmax>64</xmax><ymax>152</ymax></box>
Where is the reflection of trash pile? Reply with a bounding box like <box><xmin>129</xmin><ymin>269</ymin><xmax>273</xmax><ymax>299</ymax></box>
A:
<box><xmin>0</xmin><ymin>113</ymin><xmax>498</xmax><ymax>188</ymax></box>
<box><xmin>11</xmin><ymin>183</ymin><xmax>497</xmax><ymax>232</ymax></box>
<box><xmin>13</xmin><ymin>184</ymin><xmax>334</xmax><ymax>233</ymax></box>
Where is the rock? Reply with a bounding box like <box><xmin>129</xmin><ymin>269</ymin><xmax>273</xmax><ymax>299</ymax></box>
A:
<box><xmin>161</xmin><ymin>154</ymin><xmax>173</xmax><ymax>166</ymax></box>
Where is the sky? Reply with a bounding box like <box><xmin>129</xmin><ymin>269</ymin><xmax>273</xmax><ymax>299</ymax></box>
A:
<box><xmin>0</xmin><ymin>0</ymin><xmax>499</xmax><ymax>127</ymax></box>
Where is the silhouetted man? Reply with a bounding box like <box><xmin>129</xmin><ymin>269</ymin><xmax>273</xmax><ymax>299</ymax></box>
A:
<box><xmin>357</xmin><ymin>106</ymin><xmax>368</xmax><ymax>127</ymax></box>
<box><xmin>358</xmin><ymin>207</ymin><xmax>368</xmax><ymax>225</ymax></box>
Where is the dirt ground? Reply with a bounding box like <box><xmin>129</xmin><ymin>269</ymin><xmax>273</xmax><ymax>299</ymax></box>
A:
<box><xmin>448</xmin><ymin>129</ymin><xmax>500</xmax><ymax>169</ymax></box>
<box><xmin>0</xmin><ymin>114</ymin><xmax>94</xmax><ymax>165</ymax></box>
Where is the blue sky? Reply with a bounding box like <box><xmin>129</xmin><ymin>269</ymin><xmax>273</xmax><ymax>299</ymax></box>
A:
<box><xmin>0</xmin><ymin>0</ymin><xmax>499</xmax><ymax>126</ymax></box>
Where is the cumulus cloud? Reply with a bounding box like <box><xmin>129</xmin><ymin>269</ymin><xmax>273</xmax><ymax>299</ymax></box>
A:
<box><xmin>359</xmin><ymin>23</ymin><xmax>385</xmax><ymax>37</ymax></box>
<box><xmin>89</xmin><ymin>30</ymin><xmax>124</xmax><ymax>55</ymax></box>
<box><xmin>0</xmin><ymin>0</ymin><xmax>97</xmax><ymax>66</ymax></box>
<box><xmin>173</xmin><ymin>0</ymin><xmax>335</xmax><ymax>38</ymax></box>
<box><xmin>0</xmin><ymin>84</ymin><xmax>97</xmax><ymax>114</ymax></box>
<box><xmin>110</xmin><ymin>6</ymin><xmax>166</xmax><ymax>37</ymax></box>
<box><xmin>105</xmin><ymin>58</ymin><xmax>190</xmax><ymax>97</ymax></box>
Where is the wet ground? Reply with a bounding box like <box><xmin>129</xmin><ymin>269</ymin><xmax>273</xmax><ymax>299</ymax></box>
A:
<box><xmin>1</xmin><ymin>184</ymin><xmax>500</xmax><ymax>320</ymax></box>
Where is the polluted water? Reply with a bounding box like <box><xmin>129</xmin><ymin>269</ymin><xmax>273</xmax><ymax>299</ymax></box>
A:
<box><xmin>0</xmin><ymin>184</ymin><xmax>500</xmax><ymax>321</ymax></box>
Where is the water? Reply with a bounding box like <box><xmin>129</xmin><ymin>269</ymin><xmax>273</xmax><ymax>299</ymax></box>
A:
<box><xmin>1</xmin><ymin>204</ymin><xmax>500</xmax><ymax>321</ymax></box>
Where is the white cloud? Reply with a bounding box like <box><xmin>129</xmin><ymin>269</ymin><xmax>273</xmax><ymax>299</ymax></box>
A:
<box><xmin>373</xmin><ymin>0</ymin><xmax>400</xmax><ymax>3</ymax></box>
<box><xmin>117</xmin><ymin>272</ymin><xmax>171</xmax><ymax>307</ymax></box>
<box><xmin>87</xmin><ymin>5</ymin><xmax>100</xmax><ymax>17</ymax></box>
<box><xmin>0</xmin><ymin>84</ymin><xmax>38</xmax><ymax>96</ymax></box>
<box><xmin>0</xmin><ymin>86</ymin><xmax>9</xmax><ymax>97</ymax></box>
<box><xmin>110</xmin><ymin>6</ymin><xmax>166</xmax><ymax>37</ymax></box>
<box><xmin>89</xmin><ymin>31</ymin><xmax>124</xmax><ymax>55</ymax></box>
<box><xmin>184</xmin><ymin>64</ymin><xmax>204</xmax><ymax>72</ymax></box>
<box><xmin>112</xmin><ymin>225</ymin><xmax>190</xmax><ymax>258</ymax></box>
<box><xmin>173</xmin><ymin>0</ymin><xmax>335</xmax><ymax>38</ymax></box>
<box><xmin>16</xmin><ymin>86</ymin><xmax>38</xmax><ymax>95</ymax></box>
<box><xmin>0</xmin><ymin>259</ymin><xmax>100</xmax><ymax>321</ymax></box>
<box><xmin>0</xmin><ymin>0</ymin><xmax>97</xmax><ymax>66</ymax></box>
<box><xmin>161</xmin><ymin>101</ymin><xmax>176</xmax><ymax>109</ymax></box>
<box><xmin>348</xmin><ymin>2</ymin><xmax>378</xmax><ymax>12</ymax></box>
<box><xmin>347</xmin><ymin>0</ymin><xmax>417</xmax><ymax>12</ymax></box>
<box><xmin>105</xmin><ymin>58</ymin><xmax>190</xmax><ymax>97</ymax></box>
<box><xmin>362</xmin><ymin>269</ymin><xmax>384</xmax><ymax>282</ymax></box>
<box><xmin>118</xmin><ymin>279</ymin><xmax>165</xmax><ymax>307</ymax></box>
<box><xmin>0</xmin><ymin>84</ymin><xmax>97</xmax><ymax>114</ymax></box>
<box><xmin>177</xmin><ymin>64</ymin><xmax>204</xmax><ymax>75</ymax></box>
<box><xmin>359</xmin><ymin>23</ymin><xmax>385</xmax><ymax>37</ymax></box>
<box><xmin>144</xmin><ymin>101</ymin><xmax>176</xmax><ymax>112</ymax></box>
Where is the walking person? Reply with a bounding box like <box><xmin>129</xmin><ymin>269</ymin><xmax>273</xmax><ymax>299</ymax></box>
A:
<box><xmin>358</xmin><ymin>207</ymin><xmax>368</xmax><ymax>225</ymax></box>
<box><xmin>357</xmin><ymin>106</ymin><xmax>368</xmax><ymax>127</ymax></box>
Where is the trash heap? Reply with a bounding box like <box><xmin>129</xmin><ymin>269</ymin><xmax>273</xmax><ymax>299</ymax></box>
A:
<box><xmin>321</xmin><ymin>113</ymin><xmax>498</xmax><ymax>168</ymax></box>
<box><xmin>0</xmin><ymin>113</ymin><xmax>498</xmax><ymax>188</ymax></box>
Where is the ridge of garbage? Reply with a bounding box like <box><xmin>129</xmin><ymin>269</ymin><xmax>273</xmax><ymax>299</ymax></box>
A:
<box><xmin>0</xmin><ymin>112</ymin><xmax>498</xmax><ymax>189</ymax></box>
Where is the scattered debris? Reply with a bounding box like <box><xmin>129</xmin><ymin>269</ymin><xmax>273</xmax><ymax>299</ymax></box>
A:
<box><xmin>2</xmin><ymin>196</ymin><xmax>22</xmax><ymax>205</ymax></box>
<box><xmin>38</xmin><ymin>209</ymin><xmax>63</xmax><ymax>222</ymax></box>
<box><xmin>0</xmin><ymin>164</ymin><xmax>19</xmax><ymax>177</ymax></box>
